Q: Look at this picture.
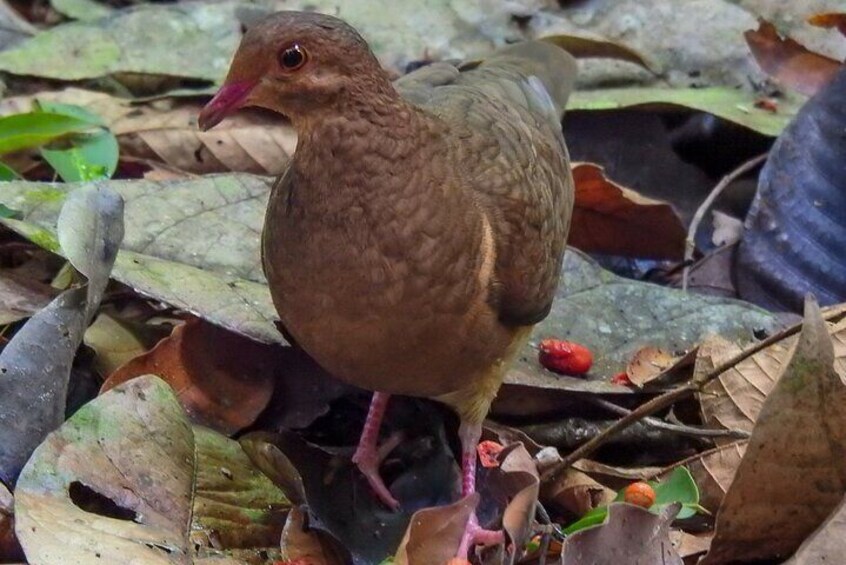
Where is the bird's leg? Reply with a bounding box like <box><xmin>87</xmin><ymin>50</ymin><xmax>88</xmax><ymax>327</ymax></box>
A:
<box><xmin>456</xmin><ymin>420</ymin><xmax>505</xmax><ymax>556</ymax></box>
<box><xmin>352</xmin><ymin>392</ymin><xmax>401</xmax><ymax>510</ymax></box>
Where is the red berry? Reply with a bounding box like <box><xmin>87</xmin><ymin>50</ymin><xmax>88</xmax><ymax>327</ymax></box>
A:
<box><xmin>538</xmin><ymin>339</ymin><xmax>593</xmax><ymax>375</ymax></box>
<box><xmin>610</xmin><ymin>371</ymin><xmax>632</xmax><ymax>385</ymax></box>
<box><xmin>477</xmin><ymin>440</ymin><xmax>504</xmax><ymax>468</ymax></box>
<box><xmin>624</xmin><ymin>482</ymin><xmax>656</xmax><ymax>508</ymax></box>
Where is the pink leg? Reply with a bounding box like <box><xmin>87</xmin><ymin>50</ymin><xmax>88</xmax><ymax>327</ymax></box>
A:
<box><xmin>456</xmin><ymin>421</ymin><xmax>505</xmax><ymax>557</ymax></box>
<box><xmin>352</xmin><ymin>392</ymin><xmax>401</xmax><ymax>510</ymax></box>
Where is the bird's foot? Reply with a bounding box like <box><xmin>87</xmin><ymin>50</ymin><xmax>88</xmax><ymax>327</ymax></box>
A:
<box><xmin>456</xmin><ymin>512</ymin><xmax>505</xmax><ymax>557</ymax></box>
<box><xmin>352</xmin><ymin>431</ymin><xmax>403</xmax><ymax>510</ymax></box>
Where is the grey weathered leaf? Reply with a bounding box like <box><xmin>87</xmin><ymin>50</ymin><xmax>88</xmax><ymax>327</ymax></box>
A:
<box><xmin>508</xmin><ymin>249</ymin><xmax>778</xmax><ymax>393</ymax></box>
<box><xmin>0</xmin><ymin>185</ymin><xmax>122</xmax><ymax>485</ymax></box>
<box><xmin>0</xmin><ymin>2</ymin><xmax>242</xmax><ymax>82</ymax></box>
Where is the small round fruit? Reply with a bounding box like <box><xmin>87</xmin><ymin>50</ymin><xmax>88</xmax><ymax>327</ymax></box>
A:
<box><xmin>624</xmin><ymin>482</ymin><xmax>656</xmax><ymax>508</ymax></box>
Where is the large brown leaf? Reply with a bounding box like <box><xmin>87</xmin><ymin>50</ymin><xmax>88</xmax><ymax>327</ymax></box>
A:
<box><xmin>745</xmin><ymin>20</ymin><xmax>842</xmax><ymax>97</ymax></box>
<box><xmin>102</xmin><ymin>318</ymin><xmax>277</xmax><ymax>435</ymax></box>
<box><xmin>702</xmin><ymin>298</ymin><xmax>846</xmax><ymax>564</ymax></box>
<box><xmin>570</xmin><ymin>163</ymin><xmax>686</xmax><ymax>260</ymax></box>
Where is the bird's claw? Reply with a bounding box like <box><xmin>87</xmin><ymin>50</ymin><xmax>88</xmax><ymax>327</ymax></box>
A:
<box><xmin>352</xmin><ymin>432</ymin><xmax>402</xmax><ymax>510</ymax></box>
<box><xmin>457</xmin><ymin>513</ymin><xmax>504</xmax><ymax>557</ymax></box>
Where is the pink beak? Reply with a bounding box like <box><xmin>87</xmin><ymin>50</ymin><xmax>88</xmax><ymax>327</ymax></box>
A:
<box><xmin>198</xmin><ymin>81</ymin><xmax>256</xmax><ymax>131</ymax></box>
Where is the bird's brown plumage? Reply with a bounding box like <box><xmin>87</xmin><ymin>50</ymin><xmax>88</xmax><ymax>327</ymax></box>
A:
<box><xmin>201</xmin><ymin>11</ymin><xmax>576</xmax><ymax>425</ymax></box>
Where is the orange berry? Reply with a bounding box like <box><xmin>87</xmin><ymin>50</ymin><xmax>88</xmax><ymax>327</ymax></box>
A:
<box><xmin>624</xmin><ymin>482</ymin><xmax>656</xmax><ymax>508</ymax></box>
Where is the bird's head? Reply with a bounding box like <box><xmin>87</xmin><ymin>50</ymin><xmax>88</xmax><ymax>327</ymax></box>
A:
<box><xmin>198</xmin><ymin>11</ymin><xmax>389</xmax><ymax>130</ymax></box>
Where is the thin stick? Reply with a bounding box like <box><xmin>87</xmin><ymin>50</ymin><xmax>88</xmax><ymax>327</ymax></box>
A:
<box><xmin>540</xmin><ymin>307</ymin><xmax>845</xmax><ymax>486</ymax></box>
<box><xmin>681</xmin><ymin>153</ymin><xmax>768</xmax><ymax>291</ymax></box>
<box><xmin>586</xmin><ymin>396</ymin><xmax>750</xmax><ymax>440</ymax></box>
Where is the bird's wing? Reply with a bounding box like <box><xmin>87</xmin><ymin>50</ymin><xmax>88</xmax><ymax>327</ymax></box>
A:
<box><xmin>398</xmin><ymin>42</ymin><xmax>577</xmax><ymax>326</ymax></box>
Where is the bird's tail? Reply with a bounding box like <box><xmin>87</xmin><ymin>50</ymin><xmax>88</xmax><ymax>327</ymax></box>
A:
<box><xmin>466</xmin><ymin>40</ymin><xmax>577</xmax><ymax>121</ymax></box>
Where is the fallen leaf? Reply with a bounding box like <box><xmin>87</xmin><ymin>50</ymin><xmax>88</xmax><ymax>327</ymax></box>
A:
<box><xmin>394</xmin><ymin>495</ymin><xmax>477</xmax><ymax>565</ymax></box>
<box><xmin>541</xmin><ymin>467</ymin><xmax>615</xmax><ymax>517</ymax></box>
<box><xmin>506</xmin><ymin>248</ymin><xmax>777</xmax><ymax>392</ymax></box>
<box><xmin>83</xmin><ymin>312</ymin><xmax>158</xmax><ymax>377</ymax></box>
<box><xmin>102</xmin><ymin>318</ymin><xmax>277</xmax><ymax>435</ymax></box>
<box><xmin>50</xmin><ymin>0</ymin><xmax>113</xmax><ymax>21</ymax></box>
<box><xmin>625</xmin><ymin>346</ymin><xmax>680</xmax><ymax>387</ymax></box>
<box><xmin>0</xmin><ymin>269</ymin><xmax>56</xmax><ymax>325</ymax></box>
<box><xmin>745</xmin><ymin>20</ymin><xmax>842</xmax><ymax>97</ymax></box>
<box><xmin>787</xmin><ymin>492</ymin><xmax>846</xmax><ymax>564</ymax></box>
<box><xmin>561</xmin><ymin>503</ymin><xmax>682</xmax><ymax>564</ymax></box>
<box><xmin>570</xmin><ymin>86</ymin><xmax>805</xmax><ymax>137</ymax></box>
<box><xmin>697</xmin><ymin>335</ymin><xmax>786</xmax><ymax>441</ymax></box>
<box><xmin>670</xmin><ymin>530</ymin><xmax>712</xmax><ymax>560</ymax></box>
<box><xmin>735</xmin><ymin>66</ymin><xmax>846</xmax><ymax>313</ymax></box>
<box><xmin>278</xmin><ymin>506</ymin><xmax>347</xmax><ymax>565</ymax></box>
<box><xmin>702</xmin><ymin>297</ymin><xmax>846</xmax><ymax>564</ymax></box>
<box><xmin>14</xmin><ymin>376</ymin><xmax>290</xmax><ymax>564</ymax></box>
<box><xmin>570</xmin><ymin>163</ymin><xmax>686</xmax><ymax>259</ymax></box>
<box><xmin>711</xmin><ymin>210</ymin><xmax>743</xmax><ymax>247</ymax></box>
<box><xmin>543</xmin><ymin>34</ymin><xmax>654</xmax><ymax>70</ymax></box>
<box><xmin>0</xmin><ymin>2</ymin><xmax>242</xmax><ymax>83</ymax></box>
<box><xmin>677</xmin><ymin>441</ymin><xmax>748</xmax><ymax>514</ymax></box>
<box><xmin>192</xmin><ymin>426</ymin><xmax>289</xmax><ymax>550</ymax></box>
<box><xmin>807</xmin><ymin>12</ymin><xmax>846</xmax><ymax>37</ymax></box>
<box><xmin>486</xmin><ymin>444</ymin><xmax>541</xmax><ymax>562</ymax></box>
<box><xmin>0</xmin><ymin>186</ymin><xmax>122</xmax><ymax>485</ymax></box>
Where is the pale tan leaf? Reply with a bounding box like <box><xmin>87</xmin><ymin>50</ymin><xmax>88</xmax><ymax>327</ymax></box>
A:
<box><xmin>702</xmin><ymin>298</ymin><xmax>846</xmax><ymax>564</ymax></box>
<box><xmin>787</xmin><ymin>492</ymin><xmax>846</xmax><ymax>564</ymax></box>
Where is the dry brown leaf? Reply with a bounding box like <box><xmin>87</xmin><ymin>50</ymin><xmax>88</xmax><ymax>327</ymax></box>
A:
<box><xmin>572</xmin><ymin>460</ymin><xmax>663</xmax><ymax>492</ymax></box>
<box><xmin>279</xmin><ymin>507</ymin><xmax>347</xmax><ymax>565</ymax></box>
<box><xmin>744</xmin><ymin>20</ymin><xmax>843</xmax><ymax>97</ymax></box>
<box><xmin>570</xmin><ymin>163</ymin><xmax>686</xmax><ymax>259</ymax></box>
<box><xmin>625</xmin><ymin>346</ymin><xmax>693</xmax><ymax>387</ymax></box>
<box><xmin>0</xmin><ymin>269</ymin><xmax>56</xmax><ymax>325</ymax></box>
<box><xmin>807</xmin><ymin>13</ymin><xmax>846</xmax><ymax>37</ymax></box>
<box><xmin>83</xmin><ymin>313</ymin><xmax>157</xmax><ymax>378</ymax></box>
<box><xmin>787</xmin><ymin>492</ymin><xmax>846</xmax><ymax>564</ymax></box>
<box><xmin>494</xmin><ymin>444</ymin><xmax>541</xmax><ymax>560</ymax></box>
<box><xmin>670</xmin><ymin>531</ymin><xmax>712</xmax><ymax>560</ymax></box>
<box><xmin>668</xmin><ymin>441</ymin><xmax>747</xmax><ymax>514</ymax></box>
<box><xmin>697</xmin><ymin>335</ymin><xmax>786</xmax><ymax>442</ymax></box>
<box><xmin>702</xmin><ymin>298</ymin><xmax>846</xmax><ymax>564</ymax></box>
<box><xmin>393</xmin><ymin>494</ymin><xmax>478</xmax><ymax>565</ymax></box>
<box><xmin>101</xmin><ymin>318</ymin><xmax>277</xmax><ymax>435</ymax></box>
<box><xmin>541</xmin><ymin>467</ymin><xmax>615</xmax><ymax>516</ymax></box>
<box><xmin>542</xmin><ymin>34</ymin><xmax>654</xmax><ymax>70</ymax></box>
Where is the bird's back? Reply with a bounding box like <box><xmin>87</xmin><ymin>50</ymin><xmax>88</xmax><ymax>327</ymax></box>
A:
<box><xmin>397</xmin><ymin>42</ymin><xmax>577</xmax><ymax>326</ymax></box>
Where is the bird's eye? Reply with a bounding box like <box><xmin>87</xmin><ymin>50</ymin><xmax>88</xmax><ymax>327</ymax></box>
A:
<box><xmin>278</xmin><ymin>44</ymin><xmax>307</xmax><ymax>71</ymax></box>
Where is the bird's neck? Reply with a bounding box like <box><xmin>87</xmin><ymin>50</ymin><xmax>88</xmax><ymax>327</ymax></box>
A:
<box><xmin>288</xmin><ymin>94</ymin><xmax>449</xmax><ymax>213</ymax></box>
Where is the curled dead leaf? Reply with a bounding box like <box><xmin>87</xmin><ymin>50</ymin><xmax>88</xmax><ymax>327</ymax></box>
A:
<box><xmin>570</xmin><ymin>163</ymin><xmax>686</xmax><ymax>259</ymax></box>
<box><xmin>807</xmin><ymin>13</ymin><xmax>846</xmax><ymax>37</ymax></box>
<box><xmin>101</xmin><ymin>317</ymin><xmax>277</xmax><ymax>435</ymax></box>
<box><xmin>744</xmin><ymin>20</ymin><xmax>842</xmax><ymax>97</ymax></box>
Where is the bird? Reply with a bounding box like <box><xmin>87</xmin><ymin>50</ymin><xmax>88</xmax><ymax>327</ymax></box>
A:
<box><xmin>199</xmin><ymin>11</ymin><xmax>575</xmax><ymax>557</ymax></box>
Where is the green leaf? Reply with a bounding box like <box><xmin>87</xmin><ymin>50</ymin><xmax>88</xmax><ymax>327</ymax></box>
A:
<box><xmin>0</xmin><ymin>112</ymin><xmax>94</xmax><ymax>155</ymax></box>
<box><xmin>0</xmin><ymin>204</ymin><xmax>19</xmax><ymax>219</ymax></box>
<box><xmin>650</xmin><ymin>466</ymin><xmax>700</xmax><ymax>519</ymax></box>
<box><xmin>40</xmin><ymin>130</ymin><xmax>118</xmax><ymax>182</ymax></box>
<box><xmin>0</xmin><ymin>162</ymin><xmax>19</xmax><ymax>181</ymax></box>
<box><xmin>570</xmin><ymin>86</ymin><xmax>805</xmax><ymax>137</ymax></box>
<box><xmin>564</xmin><ymin>467</ymin><xmax>703</xmax><ymax>535</ymax></box>
<box><xmin>34</xmin><ymin>100</ymin><xmax>105</xmax><ymax>126</ymax></box>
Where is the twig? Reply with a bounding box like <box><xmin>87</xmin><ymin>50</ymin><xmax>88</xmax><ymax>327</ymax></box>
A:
<box><xmin>540</xmin><ymin>307</ymin><xmax>845</xmax><ymax>486</ymax></box>
<box><xmin>681</xmin><ymin>153</ymin><xmax>768</xmax><ymax>291</ymax></box>
<box><xmin>586</xmin><ymin>396</ymin><xmax>750</xmax><ymax>440</ymax></box>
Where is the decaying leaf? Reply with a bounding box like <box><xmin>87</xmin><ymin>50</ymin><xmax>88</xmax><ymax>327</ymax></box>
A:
<box><xmin>83</xmin><ymin>312</ymin><xmax>161</xmax><ymax>378</ymax></box>
<box><xmin>561</xmin><ymin>503</ymin><xmax>682</xmax><ymax>564</ymax></box>
<box><xmin>394</xmin><ymin>495</ymin><xmax>478</xmax><ymax>565</ymax></box>
<box><xmin>14</xmin><ymin>376</ymin><xmax>290</xmax><ymax>564</ymax></box>
<box><xmin>745</xmin><ymin>20</ymin><xmax>842</xmax><ymax>97</ymax></box>
<box><xmin>508</xmin><ymin>249</ymin><xmax>776</xmax><ymax>392</ymax></box>
<box><xmin>679</xmin><ymin>441</ymin><xmax>748</xmax><ymax>514</ymax></box>
<box><xmin>0</xmin><ymin>186</ymin><xmax>122</xmax><ymax>485</ymax></box>
<box><xmin>0</xmin><ymin>482</ymin><xmax>22</xmax><ymax>561</ymax></box>
<box><xmin>279</xmin><ymin>506</ymin><xmax>347</xmax><ymax>565</ymax></box>
<box><xmin>807</xmin><ymin>12</ymin><xmax>846</xmax><ymax>37</ymax></box>
<box><xmin>0</xmin><ymin>269</ymin><xmax>56</xmax><ymax>325</ymax></box>
<box><xmin>102</xmin><ymin>318</ymin><xmax>277</xmax><ymax>435</ymax></box>
<box><xmin>703</xmin><ymin>298</ymin><xmax>846</xmax><ymax>564</ymax></box>
<box><xmin>625</xmin><ymin>346</ymin><xmax>689</xmax><ymax>388</ymax></box>
<box><xmin>787</xmin><ymin>492</ymin><xmax>846</xmax><ymax>564</ymax></box>
<box><xmin>569</xmin><ymin>163</ymin><xmax>686</xmax><ymax>260</ymax></box>
<box><xmin>541</xmin><ymin>467</ymin><xmax>615</xmax><ymax>517</ymax></box>
<box><xmin>543</xmin><ymin>34</ymin><xmax>654</xmax><ymax>71</ymax></box>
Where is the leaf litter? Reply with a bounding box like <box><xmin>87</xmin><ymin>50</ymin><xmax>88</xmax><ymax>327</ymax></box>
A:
<box><xmin>0</xmin><ymin>1</ymin><xmax>844</xmax><ymax>564</ymax></box>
